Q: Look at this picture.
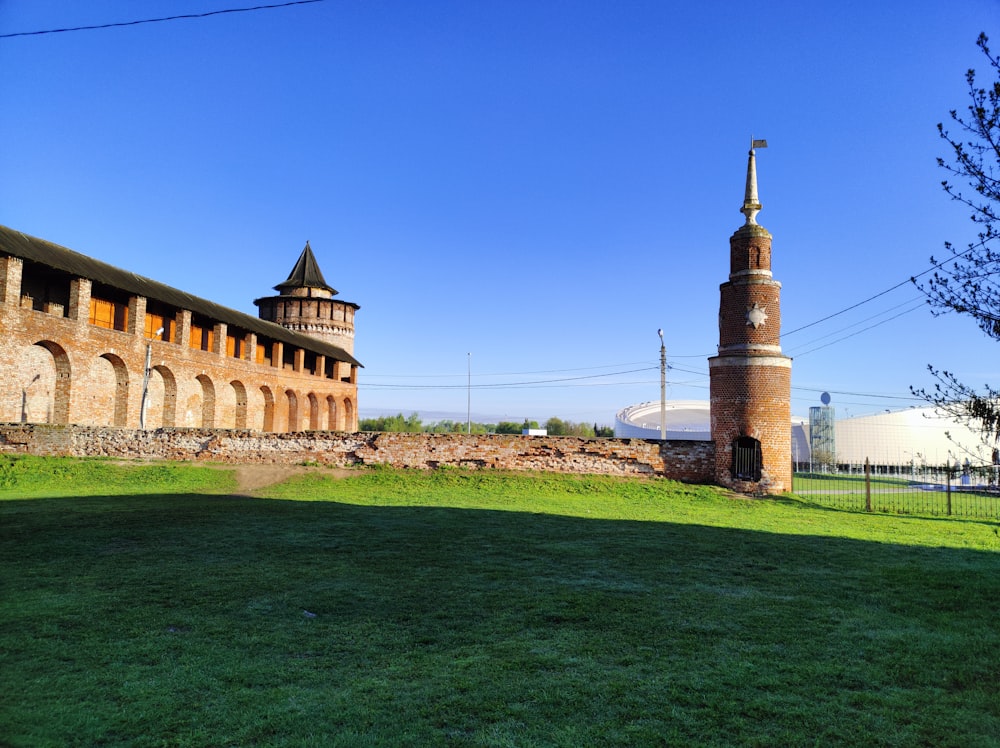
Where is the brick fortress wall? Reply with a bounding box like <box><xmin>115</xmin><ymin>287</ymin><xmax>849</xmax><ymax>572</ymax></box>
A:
<box><xmin>0</xmin><ymin>301</ymin><xmax>357</xmax><ymax>432</ymax></box>
<box><xmin>0</xmin><ymin>424</ymin><xmax>716</xmax><ymax>483</ymax></box>
<box><xmin>0</xmin><ymin>247</ymin><xmax>360</xmax><ymax>433</ymax></box>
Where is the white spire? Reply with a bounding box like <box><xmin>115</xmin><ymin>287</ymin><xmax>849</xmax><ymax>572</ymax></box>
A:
<box><xmin>740</xmin><ymin>138</ymin><xmax>767</xmax><ymax>226</ymax></box>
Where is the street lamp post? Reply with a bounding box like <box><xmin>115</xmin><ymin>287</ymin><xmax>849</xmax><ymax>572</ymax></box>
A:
<box><xmin>658</xmin><ymin>328</ymin><xmax>666</xmax><ymax>441</ymax></box>
<box><xmin>139</xmin><ymin>327</ymin><xmax>164</xmax><ymax>429</ymax></box>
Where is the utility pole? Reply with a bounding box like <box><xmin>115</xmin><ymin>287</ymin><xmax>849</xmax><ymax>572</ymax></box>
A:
<box><xmin>658</xmin><ymin>328</ymin><xmax>666</xmax><ymax>440</ymax></box>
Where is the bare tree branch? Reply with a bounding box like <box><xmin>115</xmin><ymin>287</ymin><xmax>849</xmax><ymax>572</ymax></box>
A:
<box><xmin>913</xmin><ymin>33</ymin><xmax>1000</xmax><ymax>449</ymax></box>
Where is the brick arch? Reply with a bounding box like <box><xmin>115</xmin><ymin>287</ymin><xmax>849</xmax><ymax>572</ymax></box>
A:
<box><xmin>260</xmin><ymin>385</ymin><xmax>275</xmax><ymax>432</ymax></box>
<box><xmin>28</xmin><ymin>341</ymin><xmax>70</xmax><ymax>424</ymax></box>
<box><xmin>196</xmin><ymin>374</ymin><xmax>215</xmax><ymax>428</ymax></box>
<box><xmin>230</xmin><ymin>380</ymin><xmax>248</xmax><ymax>429</ymax></box>
<box><xmin>285</xmin><ymin>389</ymin><xmax>298</xmax><ymax>433</ymax></box>
<box><xmin>327</xmin><ymin>395</ymin><xmax>338</xmax><ymax>431</ymax></box>
<box><xmin>99</xmin><ymin>353</ymin><xmax>130</xmax><ymax>427</ymax></box>
<box><xmin>152</xmin><ymin>365</ymin><xmax>177</xmax><ymax>427</ymax></box>
<box><xmin>307</xmin><ymin>392</ymin><xmax>320</xmax><ymax>430</ymax></box>
<box><xmin>343</xmin><ymin>397</ymin><xmax>355</xmax><ymax>432</ymax></box>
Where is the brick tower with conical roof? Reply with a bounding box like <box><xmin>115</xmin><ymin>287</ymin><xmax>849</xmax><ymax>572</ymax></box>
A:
<box><xmin>254</xmin><ymin>241</ymin><xmax>359</xmax><ymax>355</ymax></box>
<box><xmin>708</xmin><ymin>142</ymin><xmax>792</xmax><ymax>494</ymax></box>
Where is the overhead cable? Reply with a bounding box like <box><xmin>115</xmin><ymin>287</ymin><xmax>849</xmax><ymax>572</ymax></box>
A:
<box><xmin>0</xmin><ymin>0</ymin><xmax>327</xmax><ymax>39</ymax></box>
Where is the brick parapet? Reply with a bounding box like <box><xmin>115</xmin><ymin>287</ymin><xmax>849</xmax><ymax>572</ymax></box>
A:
<box><xmin>0</xmin><ymin>255</ymin><xmax>23</xmax><ymax>305</ymax></box>
<box><xmin>0</xmin><ymin>424</ymin><xmax>716</xmax><ymax>483</ymax></box>
<box><xmin>255</xmin><ymin>296</ymin><xmax>357</xmax><ymax>356</ymax></box>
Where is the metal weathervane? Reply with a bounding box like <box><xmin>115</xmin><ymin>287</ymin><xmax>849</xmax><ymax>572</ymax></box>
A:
<box><xmin>741</xmin><ymin>137</ymin><xmax>768</xmax><ymax>226</ymax></box>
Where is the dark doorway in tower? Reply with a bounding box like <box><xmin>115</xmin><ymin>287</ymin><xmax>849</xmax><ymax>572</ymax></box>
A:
<box><xmin>732</xmin><ymin>437</ymin><xmax>762</xmax><ymax>482</ymax></box>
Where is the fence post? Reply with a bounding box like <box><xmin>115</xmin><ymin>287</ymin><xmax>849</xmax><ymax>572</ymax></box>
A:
<box><xmin>864</xmin><ymin>457</ymin><xmax>872</xmax><ymax>512</ymax></box>
<box><xmin>946</xmin><ymin>459</ymin><xmax>952</xmax><ymax>517</ymax></box>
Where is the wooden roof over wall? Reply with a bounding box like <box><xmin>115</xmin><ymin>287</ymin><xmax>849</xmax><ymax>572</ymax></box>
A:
<box><xmin>0</xmin><ymin>225</ymin><xmax>362</xmax><ymax>367</ymax></box>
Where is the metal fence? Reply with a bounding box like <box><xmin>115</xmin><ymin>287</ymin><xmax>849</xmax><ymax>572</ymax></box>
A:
<box><xmin>792</xmin><ymin>460</ymin><xmax>1000</xmax><ymax>519</ymax></box>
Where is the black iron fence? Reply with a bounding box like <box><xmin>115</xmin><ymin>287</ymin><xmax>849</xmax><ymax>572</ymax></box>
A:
<box><xmin>792</xmin><ymin>459</ymin><xmax>1000</xmax><ymax>519</ymax></box>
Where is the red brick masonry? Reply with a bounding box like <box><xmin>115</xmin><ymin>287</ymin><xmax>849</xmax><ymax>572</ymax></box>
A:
<box><xmin>0</xmin><ymin>425</ymin><xmax>715</xmax><ymax>483</ymax></box>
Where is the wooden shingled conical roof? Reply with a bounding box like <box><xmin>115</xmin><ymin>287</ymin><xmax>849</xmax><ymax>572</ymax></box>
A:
<box><xmin>274</xmin><ymin>241</ymin><xmax>336</xmax><ymax>296</ymax></box>
<box><xmin>255</xmin><ymin>239</ymin><xmax>359</xmax><ymax>355</ymax></box>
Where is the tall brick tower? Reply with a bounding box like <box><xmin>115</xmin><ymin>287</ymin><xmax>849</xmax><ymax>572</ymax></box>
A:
<box><xmin>254</xmin><ymin>242</ymin><xmax>360</xmax><ymax>355</ymax></box>
<box><xmin>708</xmin><ymin>141</ymin><xmax>792</xmax><ymax>493</ymax></box>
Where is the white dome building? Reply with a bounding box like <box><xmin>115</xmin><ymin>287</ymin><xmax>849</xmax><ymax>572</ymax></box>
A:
<box><xmin>615</xmin><ymin>400</ymin><xmax>810</xmax><ymax>460</ymax></box>
<box><xmin>614</xmin><ymin>400</ymin><xmax>713</xmax><ymax>440</ymax></box>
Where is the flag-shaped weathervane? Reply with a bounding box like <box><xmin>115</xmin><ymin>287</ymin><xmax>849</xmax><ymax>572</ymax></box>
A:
<box><xmin>742</xmin><ymin>138</ymin><xmax>767</xmax><ymax>225</ymax></box>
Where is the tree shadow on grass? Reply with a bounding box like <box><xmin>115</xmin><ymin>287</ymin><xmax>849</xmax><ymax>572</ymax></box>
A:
<box><xmin>2</xmin><ymin>493</ymin><xmax>1000</xmax><ymax>746</ymax></box>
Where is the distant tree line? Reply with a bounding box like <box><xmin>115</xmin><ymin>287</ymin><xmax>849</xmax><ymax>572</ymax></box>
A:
<box><xmin>359</xmin><ymin>413</ymin><xmax>614</xmax><ymax>437</ymax></box>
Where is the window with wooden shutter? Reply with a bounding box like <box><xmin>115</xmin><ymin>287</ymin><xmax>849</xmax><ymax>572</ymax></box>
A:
<box><xmin>145</xmin><ymin>313</ymin><xmax>164</xmax><ymax>339</ymax></box>
<box><xmin>227</xmin><ymin>334</ymin><xmax>243</xmax><ymax>358</ymax></box>
<box><xmin>89</xmin><ymin>298</ymin><xmax>114</xmax><ymax>329</ymax></box>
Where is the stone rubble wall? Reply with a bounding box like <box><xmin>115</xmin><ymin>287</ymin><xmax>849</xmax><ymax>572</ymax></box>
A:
<box><xmin>0</xmin><ymin>424</ymin><xmax>716</xmax><ymax>483</ymax></box>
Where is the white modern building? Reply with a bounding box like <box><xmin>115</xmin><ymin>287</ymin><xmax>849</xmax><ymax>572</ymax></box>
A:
<box><xmin>614</xmin><ymin>400</ymin><xmax>713</xmax><ymax>440</ymax></box>
<box><xmin>824</xmin><ymin>406</ymin><xmax>986</xmax><ymax>467</ymax></box>
<box><xmin>615</xmin><ymin>399</ymin><xmax>990</xmax><ymax>469</ymax></box>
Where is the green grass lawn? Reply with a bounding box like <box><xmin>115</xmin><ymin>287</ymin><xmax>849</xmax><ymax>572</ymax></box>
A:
<box><xmin>2</xmin><ymin>457</ymin><xmax>999</xmax><ymax>746</ymax></box>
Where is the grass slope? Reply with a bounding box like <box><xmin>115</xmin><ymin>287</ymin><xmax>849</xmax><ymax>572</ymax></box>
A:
<box><xmin>1</xmin><ymin>459</ymin><xmax>999</xmax><ymax>746</ymax></box>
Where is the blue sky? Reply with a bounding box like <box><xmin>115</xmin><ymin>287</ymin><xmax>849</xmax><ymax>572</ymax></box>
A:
<box><xmin>1</xmin><ymin>0</ymin><xmax>998</xmax><ymax>426</ymax></box>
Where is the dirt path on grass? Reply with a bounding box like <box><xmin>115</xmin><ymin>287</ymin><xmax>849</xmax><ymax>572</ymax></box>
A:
<box><xmin>220</xmin><ymin>464</ymin><xmax>357</xmax><ymax>493</ymax></box>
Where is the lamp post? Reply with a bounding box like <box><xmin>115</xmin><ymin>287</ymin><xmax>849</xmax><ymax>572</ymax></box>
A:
<box><xmin>139</xmin><ymin>327</ymin><xmax>164</xmax><ymax>429</ymax></box>
<box><xmin>467</xmin><ymin>352</ymin><xmax>471</xmax><ymax>434</ymax></box>
<box><xmin>658</xmin><ymin>328</ymin><xmax>666</xmax><ymax>441</ymax></box>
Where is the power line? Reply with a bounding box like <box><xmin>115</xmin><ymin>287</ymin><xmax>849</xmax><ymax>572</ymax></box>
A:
<box><xmin>361</xmin><ymin>366</ymin><xmax>658</xmax><ymax>391</ymax></box>
<box><xmin>360</xmin><ymin>356</ymin><xmax>929</xmax><ymax>407</ymax></box>
<box><xmin>792</xmin><ymin>384</ymin><xmax>922</xmax><ymax>402</ymax></box>
<box><xmin>672</xmin><ymin>237</ymin><xmax>996</xmax><ymax>360</ymax></box>
<box><xmin>785</xmin><ymin>298</ymin><xmax>927</xmax><ymax>357</ymax></box>
<box><xmin>782</xmin><ymin>278</ymin><xmax>916</xmax><ymax>340</ymax></box>
<box><xmin>790</xmin><ymin>306</ymin><xmax>926</xmax><ymax>358</ymax></box>
<box><xmin>365</xmin><ymin>244</ymin><xmax>996</xmax><ymax>414</ymax></box>
<box><xmin>355</xmin><ymin>251</ymin><xmax>963</xmax><ymax>399</ymax></box>
<box><xmin>782</xmin><ymin>236</ymin><xmax>992</xmax><ymax>341</ymax></box>
<box><xmin>362</xmin><ymin>361</ymin><xmax>653</xmax><ymax>379</ymax></box>
<box><xmin>0</xmin><ymin>0</ymin><xmax>328</xmax><ymax>39</ymax></box>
